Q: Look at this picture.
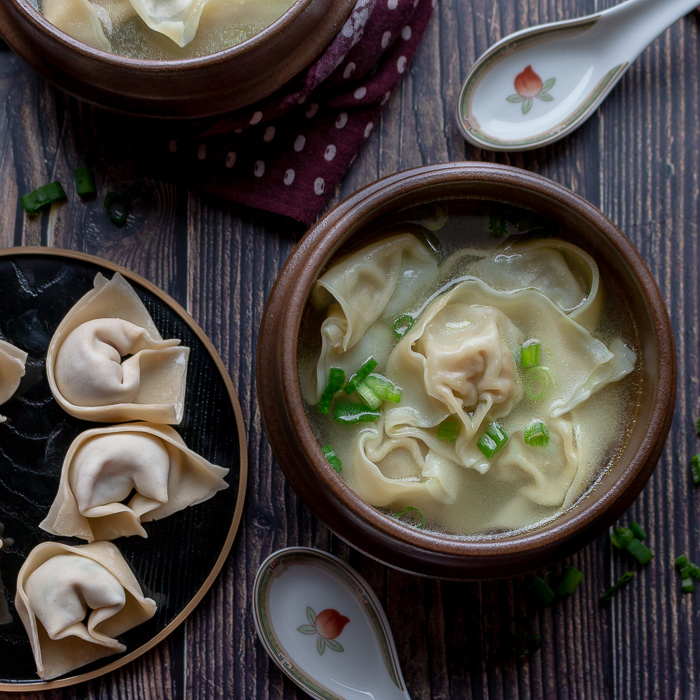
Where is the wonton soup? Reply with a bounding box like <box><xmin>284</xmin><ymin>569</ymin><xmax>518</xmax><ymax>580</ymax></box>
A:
<box><xmin>33</xmin><ymin>0</ymin><xmax>296</xmax><ymax>59</ymax></box>
<box><xmin>299</xmin><ymin>202</ymin><xmax>641</xmax><ymax>537</ymax></box>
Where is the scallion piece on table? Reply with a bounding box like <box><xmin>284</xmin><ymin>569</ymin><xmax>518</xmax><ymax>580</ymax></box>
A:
<box><xmin>321</xmin><ymin>444</ymin><xmax>342</xmax><ymax>472</ymax></box>
<box><xmin>394</xmin><ymin>506</ymin><xmax>425</xmax><ymax>529</ymax></box>
<box><xmin>527</xmin><ymin>576</ymin><xmax>555</xmax><ymax>607</ymax></box>
<box><xmin>689</xmin><ymin>563</ymin><xmax>700</xmax><ymax>581</ymax></box>
<box><xmin>625</xmin><ymin>538</ymin><xmax>654</xmax><ymax>566</ymax></box>
<box><xmin>520</xmin><ymin>341</ymin><xmax>541</xmax><ymax>368</ymax></box>
<box><xmin>676</xmin><ymin>555</ymin><xmax>690</xmax><ymax>569</ymax></box>
<box><xmin>610</xmin><ymin>526</ymin><xmax>634</xmax><ymax>550</ymax></box>
<box><xmin>334</xmin><ymin>402</ymin><xmax>380</xmax><ymax>424</ymax></box>
<box><xmin>356</xmin><ymin>381</ymin><xmax>382</xmax><ymax>409</ymax></box>
<box><xmin>477</xmin><ymin>422</ymin><xmax>509</xmax><ymax>458</ymax></box>
<box><xmin>523</xmin><ymin>420</ymin><xmax>549</xmax><ymax>447</ymax></box>
<box><xmin>363</xmin><ymin>374</ymin><xmax>402</xmax><ymax>403</ymax></box>
<box><xmin>20</xmin><ymin>181</ymin><xmax>67</xmax><ymax>214</ymax></box>
<box><xmin>437</xmin><ymin>418</ymin><xmax>460</xmax><ymax>443</ymax></box>
<box><xmin>318</xmin><ymin>367</ymin><xmax>345</xmax><ymax>415</ymax></box>
<box><xmin>73</xmin><ymin>167</ymin><xmax>96</xmax><ymax>198</ymax></box>
<box><xmin>344</xmin><ymin>358</ymin><xmax>378</xmax><ymax>394</ymax></box>
<box><xmin>523</xmin><ymin>366</ymin><xmax>552</xmax><ymax>401</ymax></box>
<box><xmin>680</xmin><ymin>565</ymin><xmax>695</xmax><ymax>593</ymax></box>
<box><xmin>555</xmin><ymin>566</ymin><xmax>584</xmax><ymax>596</ymax></box>
<box><xmin>601</xmin><ymin>572</ymin><xmax>635</xmax><ymax>603</ymax></box>
<box><xmin>629</xmin><ymin>522</ymin><xmax>647</xmax><ymax>541</ymax></box>
<box><xmin>690</xmin><ymin>454</ymin><xmax>700</xmax><ymax>485</ymax></box>
<box><xmin>393</xmin><ymin>314</ymin><xmax>415</xmax><ymax>338</ymax></box>
<box><xmin>104</xmin><ymin>192</ymin><xmax>131</xmax><ymax>226</ymax></box>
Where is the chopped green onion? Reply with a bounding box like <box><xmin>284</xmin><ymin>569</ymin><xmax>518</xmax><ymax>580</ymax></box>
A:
<box><xmin>555</xmin><ymin>566</ymin><xmax>584</xmax><ymax>596</ymax></box>
<box><xmin>363</xmin><ymin>374</ymin><xmax>402</xmax><ymax>403</ymax></box>
<box><xmin>318</xmin><ymin>367</ymin><xmax>345</xmax><ymax>415</ymax></box>
<box><xmin>334</xmin><ymin>402</ymin><xmax>380</xmax><ymax>424</ymax></box>
<box><xmin>690</xmin><ymin>454</ymin><xmax>700</xmax><ymax>485</ymax></box>
<box><xmin>73</xmin><ymin>167</ymin><xmax>96</xmax><ymax>198</ymax></box>
<box><xmin>488</xmin><ymin>210</ymin><xmax>507</xmax><ymax>238</ymax></box>
<box><xmin>523</xmin><ymin>420</ymin><xmax>549</xmax><ymax>447</ymax></box>
<box><xmin>506</xmin><ymin>619</ymin><xmax>541</xmax><ymax>657</ymax></box>
<box><xmin>477</xmin><ymin>423</ymin><xmax>508</xmax><ymax>458</ymax></box>
<box><xmin>321</xmin><ymin>444</ymin><xmax>342</xmax><ymax>472</ymax></box>
<box><xmin>689</xmin><ymin>563</ymin><xmax>700</xmax><ymax>581</ymax></box>
<box><xmin>601</xmin><ymin>571</ymin><xmax>634</xmax><ymax>603</ymax></box>
<box><xmin>675</xmin><ymin>555</ymin><xmax>700</xmax><ymax>581</ymax></box>
<box><xmin>344</xmin><ymin>358</ymin><xmax>378</xmax><ymax>394</ymax></box>
<box><xmin>520</xmin><ymin>341</ymin><xmax>541</xmax><ymax>368</ymax></box>
<box><xmin>625</xmin><ymin>538</ymin><xmax>654</xmax><ymax>566</ymax></box>
<box><xmin>20</xmin><ymin>182</ymin><xmax>67</xmax><ymax>214</ymax></box>
<box><xmin>629</xmin><ymin>522</ymin><xmax>646</xmax><ymax>541</ymax></box>
<box><xmin>394</xmin><ymin>506</ymin><xmax>425</xmax><ymax>529</ymax></box>
<box><xmin>356</xmin><ymin>381</ymin><xmax>382</xmax><ymax>409</ymax></box>
<box><xmin>527</xmin><ymin>576</ymin><xmax>555</xmax><ymax>607</ymax></box>
<box><xmin>676</xmin><ymin>555</ymin><xmax>690</xmax><ymax>569</ymax></box>
<box><xmin>680</xmin><ymin>566</ymin><xmax>695</xmax><ymax>593</ymax></box>
<box><xmin>393</xmin><ymin>314</ymin><xmax>415</xmax><ymax>338</ymax></box>
<box><xmin>104</xmin><ymin>192</ymin><xmax>131</xmax><ymax>226</ymax></box>
<box><xmin>523</xmin><ymin>366</ymin><xmax>552</xmax><ymax>401</ymax></box>
<box><xmin>437</xmin><ymin>418</ymin><xmax>460</xmax><ymax>443</ymax></box>
<box><xmin>610</xmin><ymin>526</ymin><xmax>634</xmax><ymax>550</ymax></box>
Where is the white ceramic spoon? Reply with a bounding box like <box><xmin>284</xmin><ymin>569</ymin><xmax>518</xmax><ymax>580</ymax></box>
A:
<box><xmin>253</xmin><ymin>547</ymin><xmax>411</xmax><ymax>700</ymax></box>
<box><xmin>456</xmin><ymin>0</ymin><xmax>699</xmax><ymax>151</ymax></box>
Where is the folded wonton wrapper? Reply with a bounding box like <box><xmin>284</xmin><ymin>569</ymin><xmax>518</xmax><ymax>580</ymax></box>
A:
<box><xmin>42</xmin><ymin>0</ymin><xmax>111</xmax><ymax>51</ymax></box>
<box><xmin>47</xmin><ymin>272</ymin><xmax>190</xmax><ymax>424</ymax></box>
<box><xmin>0</xmin><ymin>339</ymin><xmax>28</xmax><ymax>422</ymax></box>
<box><xmin>41</xmin><ymin>422</ymin><xmax>229</xmax><ymax>542</ymax></box>
<box><xmin>15</xmin><ymin>541</ymin><xmax>157</xmax><ymax>680</ymax></box>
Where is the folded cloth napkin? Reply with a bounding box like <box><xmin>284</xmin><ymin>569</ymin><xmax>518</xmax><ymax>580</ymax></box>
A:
<box><xmin>155</xmin><ymin>0</ymin><xmax>435</xmax><ymax>225</ymax></box>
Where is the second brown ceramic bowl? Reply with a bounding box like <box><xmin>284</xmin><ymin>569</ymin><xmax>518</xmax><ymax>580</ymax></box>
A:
<box><xmin>257</xmin><ymin>162</ymin><xmax>676</xmax><ymax>580</ymax></box>
<box><xmin>0</xmin><ymin>0</ymin><xmax>352</xmax><ymax>118</ymax></box>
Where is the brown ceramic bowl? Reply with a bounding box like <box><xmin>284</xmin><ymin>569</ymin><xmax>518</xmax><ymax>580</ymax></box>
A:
<box><xmin>257</xmin><ymin>162</ymin><xmax>676</xmax><ymax>580</ymax></box>
<box><xmin>0</xmin><ymin>0</ymin><xmax>352</xmax><ymax>118</ymax></box>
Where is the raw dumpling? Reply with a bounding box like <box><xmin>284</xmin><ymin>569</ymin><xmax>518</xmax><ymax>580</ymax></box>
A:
<box><xmin>0</xmin><ymin>339</ymin><xmax>27</xmax><ymax>423</ymax></box>
<box><xmin>47</xmin><ymin>272</ymin><xmax>190</xmax><ymax>424</ymax></box>
<box><xmin>15</xmin><ymin>541</ymin><xmax>157</xmax><ymax>680</ymax></box>
<box><xmin>126</xmin><ymin>0</ymin><xmax>208</xmax><ymax>47</ymax></box>
<box><xmin>40</xmin><ymin>422</ymin><xmax>229</xmax><ymax>541</ymax></box>
<box><xmin>42</xmin><ymin>0</ymin><xmax>111</xmax><ymax>51</ymax></box>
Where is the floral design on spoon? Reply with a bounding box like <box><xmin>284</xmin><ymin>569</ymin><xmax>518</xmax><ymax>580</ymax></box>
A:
<box><xmin>507</xmin><ymin>66</ymin><xmax>555</xmax><ymax>115</ymax></box>
<box><xmin>298</xmin><ymin>606</ymin><xmax>350</xmax><ymax>655</ymax></box>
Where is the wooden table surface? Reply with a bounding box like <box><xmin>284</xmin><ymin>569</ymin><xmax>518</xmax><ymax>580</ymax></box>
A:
<box><xmin>1</xmin><ymin>0</ymin><xmax>699</xmax><ymax>697</ymax></box>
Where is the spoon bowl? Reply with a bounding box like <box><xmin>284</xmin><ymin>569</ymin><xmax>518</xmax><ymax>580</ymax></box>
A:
<box><xmin>457</xmin><ymin>0</ymin><xmax>699</xmax><ymax>151</ymax></box>
<box><xmin>253</xmin><ymin>548</ymin><xmax>411</xmax><ymax>700</ymax></box>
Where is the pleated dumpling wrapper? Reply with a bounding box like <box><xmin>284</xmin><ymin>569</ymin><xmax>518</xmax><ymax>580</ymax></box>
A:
<box><xmin>40</xmin><ymin>422</ymin><xmax>229</xmax><ymax>542</ymax></box>
<box><xmin>0</xmin><ymin>339</ymin><xmax>27</xmax><ymax>422</ymax></box>
<box><xmin>15</xmin><ymin>541</ymin><xmax>157</xmax><ymax>680</ymax></box>
<box><xmin>47</xmin><ymin>272</ymin><xmax>190</xmax><ymax>424</ymax></box>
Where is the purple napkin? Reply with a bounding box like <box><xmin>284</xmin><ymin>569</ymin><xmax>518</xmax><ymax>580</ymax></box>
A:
<box><xmin>160</xmin><ymin>0</ymin><xmax>435</xmax><ymax>225</ymax></box>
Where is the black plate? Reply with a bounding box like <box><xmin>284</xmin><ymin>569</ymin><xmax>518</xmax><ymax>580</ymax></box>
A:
<box><xmin>0</xmin><ymin>248</ymin><xmax>246</xmax><ymax>688</ymax></box>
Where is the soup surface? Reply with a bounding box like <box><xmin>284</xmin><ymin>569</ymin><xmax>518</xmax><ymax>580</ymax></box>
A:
<box><xmin>34</xmin><ymin>0</ymin><xmax>295</xmax><ymax>59</ymax></box>
<box><xmin>299</xmin><ymin>201</ymin><xmax>642</xmax><ymax>537</ymax></box>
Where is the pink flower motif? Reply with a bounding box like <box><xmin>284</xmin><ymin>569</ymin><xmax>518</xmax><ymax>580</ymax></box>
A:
<box><xmin>297</xmin><ymin>606</ymin><xmax>350</xmax><ymax>655</ymax></box>
<box><xmin>507</xmin><ymin>65</ymin><xmax>556</xmax><ymax>115</ymax></box>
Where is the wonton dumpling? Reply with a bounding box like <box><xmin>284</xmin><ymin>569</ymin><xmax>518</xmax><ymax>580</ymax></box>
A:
<box><xmin>311</xmin><ymin>233</ymin><xmax>438</xmax><ymax>399</ymax></box>
<box><xmin>15</xmin><ymin>541</ymin><xmax>156</xmax><ymax>680</ymax></box>
<box><xmin>47</xmin><ymin>272</ymin><xmax>190</xmax><ymax>424</ymax></box>
<box><xmin>43</xmin><ymin>0</ymin><xmax>111</xmax><ymax>51</ymax></box>
<box><xmin>0</xmin><ymin>339</ymin><xmax>27</xmax><ymax>422</ymax></box>
<box><xmin>126</xmin><ymin>0</ymin><xmax>208</xmax><ymax>47</ymax></box>
<box><xmin>41</xmin><ymin>422</ymin><xmax>229</xmax><ymax>541</ymax></box>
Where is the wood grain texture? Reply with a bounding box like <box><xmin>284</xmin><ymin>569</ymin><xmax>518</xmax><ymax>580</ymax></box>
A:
<box><xmin>0</xmin><ymin>0</ymin><xmax>698</xmax><ymax>697</ymax></box>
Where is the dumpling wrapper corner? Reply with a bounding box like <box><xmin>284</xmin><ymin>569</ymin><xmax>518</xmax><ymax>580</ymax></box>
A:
<box><xmin>15</xmin><ymin>541</ymin><xmax>157</xmax><ymax>681</ymax></box>
<box><xmin>0</xmin><ymin>339</ymin><xmax>28</xmax><ymax>422</ymax></box>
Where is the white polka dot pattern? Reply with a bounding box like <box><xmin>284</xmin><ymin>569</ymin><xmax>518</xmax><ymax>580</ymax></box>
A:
<box><xmin>305</xmin><ymin>103</ymin><xmax>319</xmax><ymax>118</ymax></box>
<box><xmin>324</xmin><ymin>145</ymin><xmax>337</xmax><ymax>161</ymax></box>
<box><xmin>397</xmin><ymin>55</ymin><xmax>407</xmax><ymax>73</ymax></box>
<box><xmin>250</xmin><ymin>111</ymin><xmax>263</xmax><ymax>125</ymax></box>
<box><xmin>354</xmin><ymin>87</ymin><xmax>367</xmax><ymax>99</ymax></box>
<box><xmin>264</xmin><ymin>126</ymin><xmax>275</xmax><ymax>142</ymax></box>
<box><xmin>197</xmin><ymin>144</ymin><xmax>206</xmax><ymax>160</ymax></box>
<box><xmin>335</xmin><ymin>113</ymin><xmax>348</xmax><ymax>129</ymax></box>
<box><xmin>294</xmin><ymin>135</ymin><xmax>306</xmax><ymax>152</ymax></box>
<box><xmin>284</xmin><ymin>169</ymin><xmax>295</xmax><ymax>185</ymax></box>
<box><xmin>225</xmin><ymin>151</ymin><xmax>236</xmax><ymax>168</ymax></box>
<box><xmin>254</xmin><ymin>160</ymin><xmax>265</xmax><ymax>177</ymax></box>
<box><xmin>314</xmin><ymin>178</ymin><xmax>325</xmax><ymax>195</ymax></box>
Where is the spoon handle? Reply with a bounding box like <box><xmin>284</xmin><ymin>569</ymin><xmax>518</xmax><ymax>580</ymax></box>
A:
<box><xmin>602</xmin><ymin>0</ymin><xmax>699</xmax><ymax>62</ymax></box>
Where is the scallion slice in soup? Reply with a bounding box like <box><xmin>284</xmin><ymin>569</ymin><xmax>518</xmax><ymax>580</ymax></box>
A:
<box><xmin>394</xmin><ymin>506</ymin><xmax>425</xmax><ymax>529</ymax></box>
<box><xmin>321</xmin><ymin>444</ymin><xmax>342</xmax><ymax>472</ymax></box>
<box><xmin>393</xmin><ymin>314</ymin><xmax>415</xmax><ymax>338</ymax></box>
<box><xmin>524</xmin><ymin>420</ymin><xmax>549</xmax><ymax>447</ymax></box>
<box><xmin>344</xmin><ymin>358</ymin><xmax>378</xmax><ymax>394</ymax></box>
<box><xmin>21</xmin><ymin>182</ymin><xmax>67</xmax><ymax>214</ymax></box>
<box><xmin>334</xmin><ymin>402</ymin><xmax>380</xmax><ymax>424</ymax></box>
<box><xmin>437</xmin><ymin>418</ymin><xmax>460</xmax><ymax>442</ymax></box>
<box><xmin>318</xmin><ymin>368</ymin><xmax>345</xmax><ymax>415</ymax></box>
<box><xmin>356</xmin><ymin>381</ymin><xmax>382</xmax><ymax>410</ymax></box>
<box><xmin>520</xmin><ymin>341</ymin><xmax>541</xmax><ymax>368</ymax></box>
<box><xmin>523</xmin><ymin>366</ymin><xmax>552</xmax><ymax>401</ymax></box>
<box><xmin>363</xmin><ymin>374</ymin><xmax>402</xmax><ymax>403</ymax></box>
<box><xmin>477</xmin><ymin>423</ymin><xmax>508</xmax><ymax>458</ymax></box>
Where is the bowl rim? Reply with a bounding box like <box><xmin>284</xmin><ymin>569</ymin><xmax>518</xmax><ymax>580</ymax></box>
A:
<box><xmin>7</xmin><ymin>0</ymin><xmax>319</xmax><ymax>68</ymax></box>
<box><xmin>260</xmin><ymin>161</ymin><xmax>676</xmax><ymax>574</ymax></box>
